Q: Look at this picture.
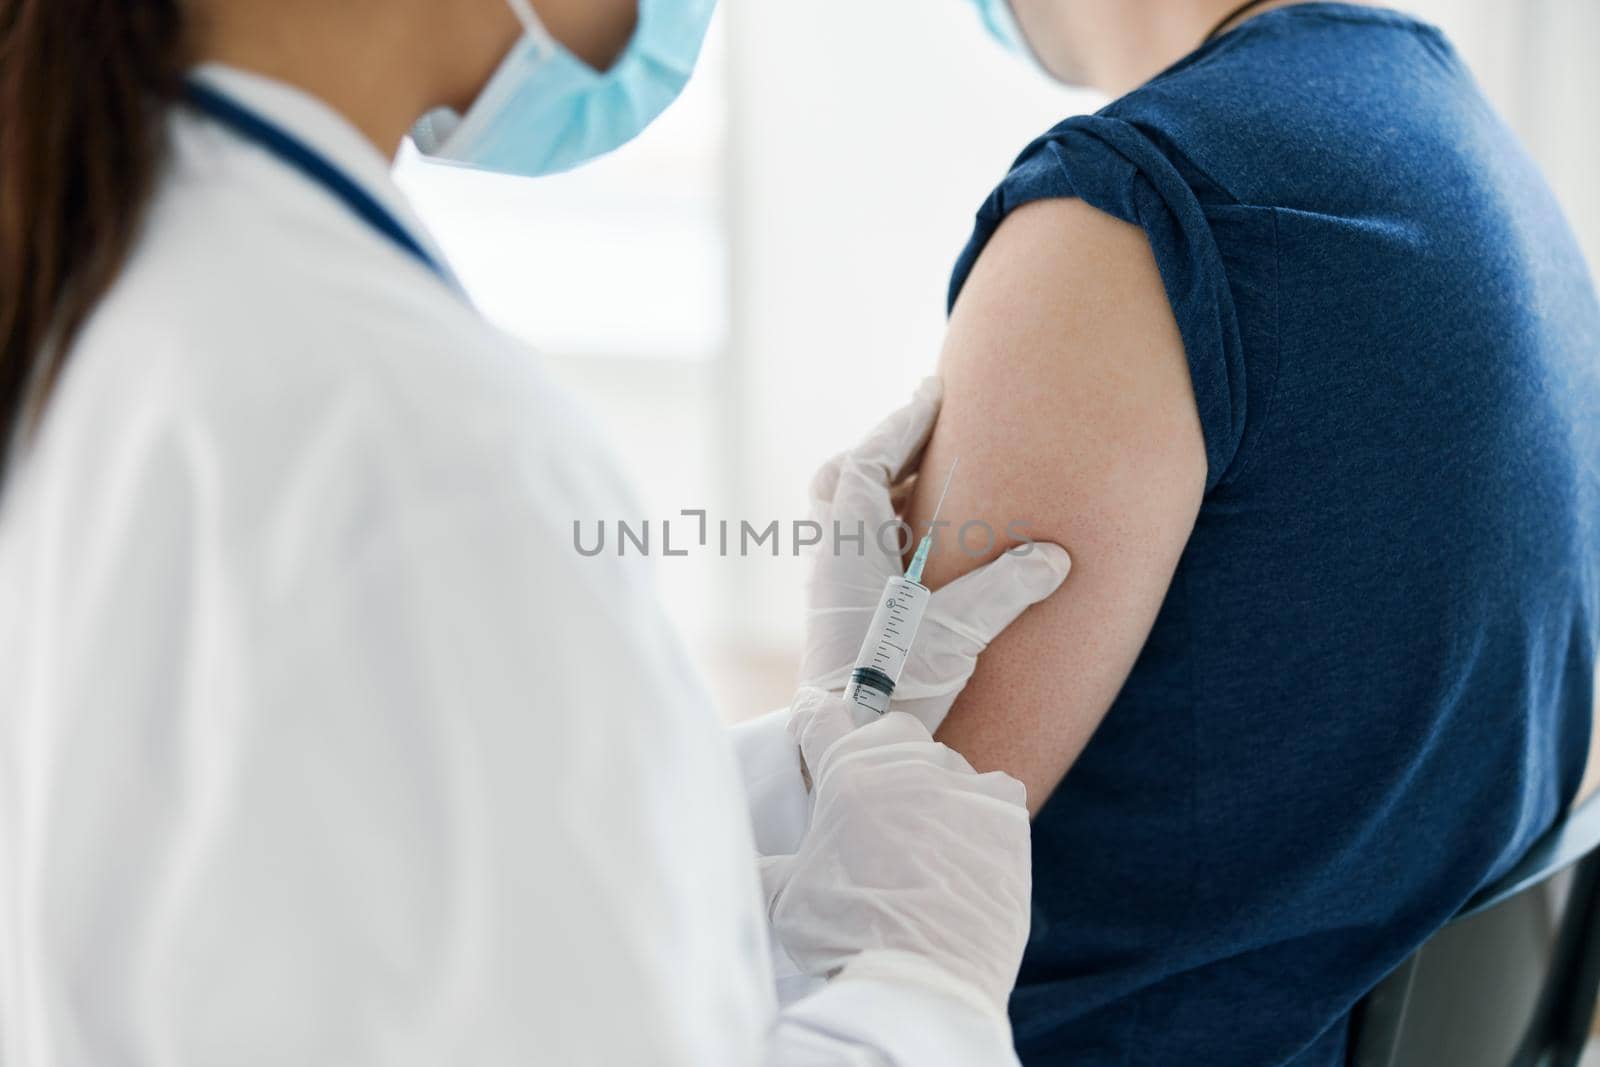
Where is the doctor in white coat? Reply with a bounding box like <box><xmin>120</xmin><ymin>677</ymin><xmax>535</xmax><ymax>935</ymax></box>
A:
<box><xmin>0</xmin><ymin>0</ymin><xmax>1071</xmax><ymax>1063</ymax></box>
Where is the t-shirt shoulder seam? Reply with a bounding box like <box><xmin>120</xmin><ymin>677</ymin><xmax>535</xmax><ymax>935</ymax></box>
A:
<box><xmin>1214</xmin><ymin>206</ymin><xmax>1284</xmax><ymax>490</ymax></box>
<box><xmin>1077</xmin><ymin>110</ymin><xmax>1252</xmax><ymax>213</ymax></box>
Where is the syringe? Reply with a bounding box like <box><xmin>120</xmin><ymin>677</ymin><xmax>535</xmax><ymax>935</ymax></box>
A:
<box><xmin>843</xmin><ymin>458</ymin><xmax>959</xmax><ymax>726</ymax></box>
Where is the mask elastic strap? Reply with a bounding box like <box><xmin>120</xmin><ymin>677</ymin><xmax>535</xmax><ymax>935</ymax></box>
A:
<box><xmin>505</xmin><ymin>0</ymin><xmax>558</xmax><ymax>58</ymax></box>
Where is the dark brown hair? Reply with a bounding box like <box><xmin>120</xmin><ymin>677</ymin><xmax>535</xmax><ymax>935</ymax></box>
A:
<box><xmin>0</xmin><ymin>0</ymin><xmax>186</xmax><ymax>472</ymax></box>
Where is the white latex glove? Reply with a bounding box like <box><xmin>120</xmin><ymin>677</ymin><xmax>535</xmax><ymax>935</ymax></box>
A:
<box><xmin>760</xmin><ymin>688</ymin><xmax>1032</xmax><ymax>1017</ymax></box>
<box><xmin>801</xmin><ymin>376</ymin><xmax>1072</xmax><ymax>732</ymax></box>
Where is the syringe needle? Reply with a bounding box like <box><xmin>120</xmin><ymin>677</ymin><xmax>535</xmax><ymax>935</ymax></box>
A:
<box><xmin>905</xmin><ymin>458</ymin><xmax>960</xmax><ymax>585</ymax></box>
<box><xmin>928</xmin><ymin>457</ymin><xmax>960</xmax><ymax>527</ymax></box>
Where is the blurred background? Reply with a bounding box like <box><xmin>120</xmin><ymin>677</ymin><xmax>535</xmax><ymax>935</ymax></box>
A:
<box><xmin>395</xmin><ymin>0</ymin><xmax>1600</xmax><ymax>721</ymax></box>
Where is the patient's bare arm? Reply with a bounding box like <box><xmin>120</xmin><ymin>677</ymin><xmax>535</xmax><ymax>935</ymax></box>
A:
<box><xmin>906</xmin><ymin>198</ymin><xmax>1207</xmax><ymax>814</ymax></box>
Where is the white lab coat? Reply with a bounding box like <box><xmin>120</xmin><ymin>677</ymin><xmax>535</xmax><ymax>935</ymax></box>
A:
<box><xmin>0</xmin><ymin>66</ymin><xmax>1016</xmax><ymax>1065</ymax></box>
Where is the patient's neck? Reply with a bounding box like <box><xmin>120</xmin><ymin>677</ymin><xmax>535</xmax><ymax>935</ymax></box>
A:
<box><xmin>1074</xmin><ymin>0</ymin><xmax>1343</xmax><ymax>97</ymax></box>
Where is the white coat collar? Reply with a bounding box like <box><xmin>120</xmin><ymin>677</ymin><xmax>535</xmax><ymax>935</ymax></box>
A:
<box><xmin>187</xmin><ymin>62</ymin><xmax>454</xmax><ymax>278</ymax></box>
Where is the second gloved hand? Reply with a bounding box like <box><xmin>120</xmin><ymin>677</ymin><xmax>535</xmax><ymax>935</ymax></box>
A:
<box><xmin>761</xmin><ymin>688</ymin><xmax>1032</xmax><ymax>1016</ymax></box>
<box><xmin>800</xmin><ymin>377</ymin><xmax>1071</xmax><ymax>733</ymax></box>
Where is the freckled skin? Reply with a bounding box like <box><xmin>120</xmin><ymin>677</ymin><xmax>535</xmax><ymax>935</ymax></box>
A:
<box><xmin>904</xmin><ymin>197</ymin><xmax>1206</xmax><ymax>814</ymax></box>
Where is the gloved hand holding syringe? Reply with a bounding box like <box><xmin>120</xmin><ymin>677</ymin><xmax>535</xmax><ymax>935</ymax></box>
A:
<box><xmin>798</xmin><ymin>376</ymin><xmax>1071</xmax><ymax>737</ymax></box>
<box><xmin>740</xmin><ymin>379</ymin><xmax>1073</xmax><ymax>1021</ymax></box>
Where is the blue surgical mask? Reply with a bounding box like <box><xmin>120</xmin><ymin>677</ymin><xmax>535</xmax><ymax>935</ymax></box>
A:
<box><xmin>970</xmin><ymin>0</ymin><xmax>1032</xmax><ymax>56</ymax></box>
<box><xmin>968</xmin><ymin>0</ymin><xmax>1055</xmax><ymax>80</ymax></box>
<box><xmin>411</xmin><ymin>0</ymin><xmax>716</xmax><ymax>177</ymax></box>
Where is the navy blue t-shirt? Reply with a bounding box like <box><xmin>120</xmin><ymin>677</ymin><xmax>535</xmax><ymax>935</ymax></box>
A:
<box><xmin>948</xmin><ymin>5</ymin><xmax>1600</xmax><ymax>1064</ymax></box>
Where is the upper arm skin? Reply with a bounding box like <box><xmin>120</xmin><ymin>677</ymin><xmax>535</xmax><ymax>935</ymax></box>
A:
<box><xmin>909</xmin><ymin>198</ymin><xmax>1207</xmax><ymax>814</ymax></box>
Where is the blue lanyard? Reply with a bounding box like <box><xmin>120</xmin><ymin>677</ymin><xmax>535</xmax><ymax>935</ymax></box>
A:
<box><xmin>183</xmin><ymin>80</ymin><xmax>446</xmax><ymax>280</ymax></box>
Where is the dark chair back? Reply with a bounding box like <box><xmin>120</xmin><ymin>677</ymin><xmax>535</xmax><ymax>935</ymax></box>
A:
<box><xmin>1349</xmin><ymin>791</ymin><xmax>1600</xmax><ymax>1067</ymax></box>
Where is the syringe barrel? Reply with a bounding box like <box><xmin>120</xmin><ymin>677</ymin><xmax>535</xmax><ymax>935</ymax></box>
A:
<box><xmin>843</xmin><ymin>576</ymin><xmax>931</xmax><ymax>726</ymax></box>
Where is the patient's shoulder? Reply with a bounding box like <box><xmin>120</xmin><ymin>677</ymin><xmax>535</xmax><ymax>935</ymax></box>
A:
<box><xmin>936</xmin><ymin>195</ymin><xmax>1204</xmax><ymax>538</ymax></box>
